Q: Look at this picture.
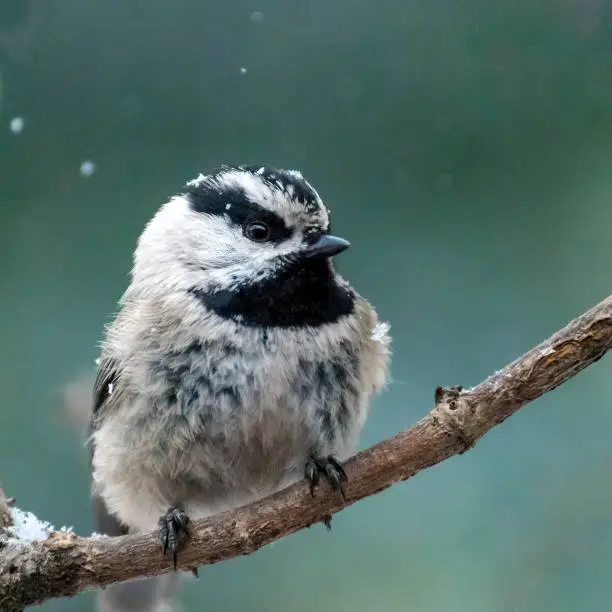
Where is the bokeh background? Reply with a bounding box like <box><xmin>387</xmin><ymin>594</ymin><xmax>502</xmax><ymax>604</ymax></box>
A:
<box><xmin>1</xmin><ymin>0</ymin><xmax>612</xmax><ymax>610</ymax></box>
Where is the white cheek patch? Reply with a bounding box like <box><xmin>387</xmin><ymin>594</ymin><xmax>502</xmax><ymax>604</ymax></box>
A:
<box><xmin>205</xmin><ymin>231</ymin><xmax>304</xmax><ymax>289</ymax></box>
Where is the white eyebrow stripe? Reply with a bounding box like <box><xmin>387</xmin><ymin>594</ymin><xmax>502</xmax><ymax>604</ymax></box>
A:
<box><xmin>189</xmin><ymin>168</ymin><xmax>330</xmax><ymax>230</ymax></box>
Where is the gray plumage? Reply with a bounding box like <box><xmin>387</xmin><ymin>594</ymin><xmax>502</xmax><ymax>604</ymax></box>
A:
<box><xmin>90</xmin><ymin>165</ymin><xmax>390</xmax><ymax>611</ymax></box>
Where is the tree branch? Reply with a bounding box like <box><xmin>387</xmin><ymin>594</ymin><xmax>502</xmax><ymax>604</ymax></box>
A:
<box><xmin>2</xmin><ymin>293</ymin><xmax>612</xmax><ymax>611</ymax></box>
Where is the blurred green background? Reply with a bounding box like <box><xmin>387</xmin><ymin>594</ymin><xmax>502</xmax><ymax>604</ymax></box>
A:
<box><xmin>1</xmin><ymin>0</ymin><xmax>612</xmax><ymax>610</ymax></box>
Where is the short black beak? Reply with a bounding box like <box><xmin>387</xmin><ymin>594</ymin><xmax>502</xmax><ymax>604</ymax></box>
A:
<box><xmin>303</xmin><ymin>234</ymin><xmax>351</xmax><ymax>259</ymax></box>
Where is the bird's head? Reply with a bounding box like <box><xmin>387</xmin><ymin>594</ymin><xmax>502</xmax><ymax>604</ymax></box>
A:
<box><xmin>131</xmin><ymin>166</ymin><xmax>355</xmax><ymax>327</ymax></box>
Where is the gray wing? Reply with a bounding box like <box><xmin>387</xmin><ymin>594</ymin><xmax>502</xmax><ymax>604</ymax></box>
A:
<box><xmin>89</xmin><ymin>356</ymin><xmax>121</xmax><ymax>499</ymax></box>
<box><xmin>89</xmin><ymin>356</ymin><xmax>128</xmax><ymax>536</ymax></box>
<box><xmin>90</xmin><ymin>358</ymin><xmax>181</xmax><ymax>612</ymax></box>
<box><xmin>92</xmin><ymin>357</ymin><xmax>120</xmax><ymax>420</ymax></box>
<box><xmin>89</xmin><ymin>355</ymin><xmax>122</xmax><ymax>466</ymax></box>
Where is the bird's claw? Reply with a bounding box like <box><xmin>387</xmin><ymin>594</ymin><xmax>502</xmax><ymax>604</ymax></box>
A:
<box><xmin>158</xmin><ymin>507</ymin><xmax>191</xmax><ymax>571</ymax></box>
<box><xmin>305</xmin><ymin>455</ymin><xmax>348</xmax><ymax>500</ymax></box>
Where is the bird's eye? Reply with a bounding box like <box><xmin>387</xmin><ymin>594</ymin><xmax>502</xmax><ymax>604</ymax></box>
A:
<box><xmin>244</xmin><ymin>221</ymin><xmax>271</xmax><ymax>242</ymax></box>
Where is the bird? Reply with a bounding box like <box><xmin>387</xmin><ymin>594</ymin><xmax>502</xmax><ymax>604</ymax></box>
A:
<box><xmin>89</xmin><ymin>164</ymin><xmax>390</xmax><ymax>610</ymax></box>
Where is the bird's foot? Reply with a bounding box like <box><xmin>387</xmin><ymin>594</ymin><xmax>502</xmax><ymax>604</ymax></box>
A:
<box><xmin>158</xmin><ymin>506</ymin><xmax>191</xmax><ymax>571</ymax></box>
<box><xmin>305</xmin><ymin>455</ymin><xmax>347</xmax><ymax>500</ymax></box>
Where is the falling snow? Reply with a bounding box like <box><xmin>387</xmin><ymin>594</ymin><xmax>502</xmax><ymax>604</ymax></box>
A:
<box><xmin>80</xmin><ymin>160</ymin><xmax>96</xmax><ymax>177</ymax></box>
<box><xmin>9</xmin><ymin>116</ymin><xmax>25</xmax><ymax>134</ymax></box>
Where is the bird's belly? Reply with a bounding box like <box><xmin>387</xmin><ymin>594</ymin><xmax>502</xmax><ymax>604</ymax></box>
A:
<box><xmin>182</xmin><ymin>404</ymin><xmax>310</xmax><ymax>519</ymax></box>
<box><xmin>93</xmin><ymin>346</ymin><xmax>366</xmax><ymax>531</ymax></box>
<box><xmin>92</xmin><ymin>397</ymin><xmax>310</xmax><ymax>531</ymax></box>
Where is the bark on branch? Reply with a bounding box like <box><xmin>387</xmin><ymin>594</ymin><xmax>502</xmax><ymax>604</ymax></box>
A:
<box><xmin>2</xmin><ymin>293</ymin><xmax>612</xmax><ymax>611</ymax></box>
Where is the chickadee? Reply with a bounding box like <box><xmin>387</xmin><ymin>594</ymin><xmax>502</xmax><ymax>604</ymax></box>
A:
<box><xmin>89</xmin><ymin>165</ymin><xmax>390</xmax><ymax>608</ymax></box>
